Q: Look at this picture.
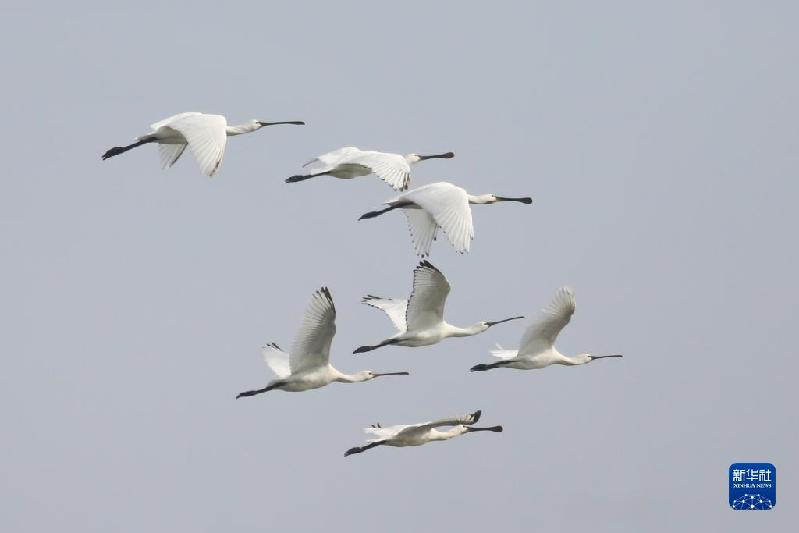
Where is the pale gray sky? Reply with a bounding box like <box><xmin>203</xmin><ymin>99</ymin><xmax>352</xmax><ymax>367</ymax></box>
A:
<box><xmin>1</xmin><ymin>2</ymin><xmax>796</xmax><ymax>532</ymax></box>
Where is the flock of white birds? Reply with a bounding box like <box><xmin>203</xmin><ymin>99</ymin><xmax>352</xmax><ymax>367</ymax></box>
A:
<box><xmin>103</xmin><ymin>111</ymin><xmax>623</xmax><ymax>456</ymax></box>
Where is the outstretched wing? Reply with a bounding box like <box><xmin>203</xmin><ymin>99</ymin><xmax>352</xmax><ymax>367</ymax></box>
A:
<box><xmin>402</xmin><ymin>208</ymin><xmax>438</xmax><ymax>257</ymax></box>
<box><xmin>400</xmin><ymin>182</ymin><xmax>473</xmax><ymax>254</ymax></box>
<box><xmin>361</xmin><ymin>296</ymin><xmax>408</xmax><ymax>333</ymax></box>
<box><xmin>405</xmin><ymin>260</ymin><xmax>450</xmax><ymax>332</ymax></box>
<box><xmin>364</xmin><ymin>424</ymin><xmax>409</xmax><ymax>442</ymax></box>
<box><xmin>364</xmin><ymin>411</ymin><xmax>481</xmax><ymax>442</ymax></box>
<box><xmin>158</xmin><ymin>143</ymin><xmax>187</xmax><ymax>169</ymax></box>
<box><xmin>261</xmin><ymin>342</ymin><xmax>291</xmax><ymax>379</ymax></box>
<box><xmin>150</xmin><ymin>112</ymin><xmax>203</xmax><ymax>131</ymax></box>
<box><xmin>160</xmin><ymin>113</ymin><xmax>228</xmax><ymax>177</ymax></box>
<box><xmin>302</xmin><ymin>146</ymin><xmax>361</xmax><ymax>172</ymax></box>
<box><xmin>290</xmin><ymin>287</ymin><xmax>337</xmax><ymax>373</ymax></box>
<box><xmin>399</xmin><ymin>410</ymin><xmax>482</xmax><ymax>437</ymax></box>
<box><xmin>347</xmin><ymin>151</ymin><xmax>411</xmax><ymax>190</ymax></box>
<box><xmin>518</xmin><ymin>286</ymin><xmax>576</xmax><ymax>357</ymax></box>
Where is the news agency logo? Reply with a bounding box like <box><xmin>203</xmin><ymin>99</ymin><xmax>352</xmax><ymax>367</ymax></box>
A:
<box><xmin>729</xmin><ymin>463</ymin><xmax>775</xmax><ymax>510</ymax></box>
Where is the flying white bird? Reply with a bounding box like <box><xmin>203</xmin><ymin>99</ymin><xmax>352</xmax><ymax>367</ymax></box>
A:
<box><xmin>236</xmin><ymin>287</ymin><xmax>409</xmax><ymax>398</ymax></box>
<box><xmin>286</xmin><ymin>147</ymin><xmax>454</xmax><ymax>191</ymax></box>
<box><xmin>358</xmin><ymin>181</ymin><xmax>532</xmax><ymax>256</ymax></box>
<box><xmin>101</xmin><ymin>112</ymin><xmax>304</xmax><ymax>176</ymax></box>
<box><xmin>344</xmin><ymin>409</ymin><xmax>502</xmax><ymax>456</ymax></box>
<box><xmin>470</xmin><ymin>286</ymin><xmax>623</xmax><ymax>372</ymax></box>
<box><xmin>354</xmin><ymin>260</ymin><xmax>523</xmax><ymax>353</ymax></box>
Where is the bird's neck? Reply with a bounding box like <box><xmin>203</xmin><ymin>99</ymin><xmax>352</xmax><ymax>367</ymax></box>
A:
<box><xmin>467</xmin><ymin>194</ymin><xmax>496</xmax><ymax>205</ymax></box>
<box><xmin>446</xmin><ymin>322</ymin><xmax>487</xmax><ymax>337</ymax></box>
<box><xmin>335</xmin><ymin>369</ymin><xmax>366</xmax><ymax>383</ymax></box>
<box><xmin>430</xmin><ymin>428</ymin><xmax>462</xmax><ymax>441</ymax></box>
<box><xmin>225</xmin><ymin>123</ymin><xmax>261</xmax><ymax>136</ymax></box>
<box><xmin>556</xmin><ymin>352</ymin><xmax>585</xmax><ymax>366</ymax></box>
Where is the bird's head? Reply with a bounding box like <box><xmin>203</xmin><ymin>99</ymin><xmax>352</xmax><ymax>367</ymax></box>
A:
<box><xmin>355</xmin><ymin>370</ymin><xmax>410</xmax><ymax>382</ymax></box>
<box><xmin>582</xmin><ymin>353</ymin><xmax>624</xmax><ymax>364</ymax></box>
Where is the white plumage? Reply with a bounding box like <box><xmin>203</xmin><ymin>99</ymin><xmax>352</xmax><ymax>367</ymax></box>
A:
<box><xmin>355</xmin><ymin>261</ymin><xmax>523</xmax><ymax>353</ymax></box>
<box><xmin>102</xmin><ymin>112</ymin><xmax>304</xmax><ymax>176</ymax></box>
<box><xmin>286</xmin><ymin>147</ymin><xmax>454</xmax><ymax>190</ymax></box>
<box><xmin>359</xmin><ymin>182</ymin><xmax>533</xmax><ymax>256</ymax></box>
<box><xmin>344</xmin><ymin>410</ymin><xmax>502</xmax><ymax>456</ymax></box>
<box><xmin>236</xmin><ymin>288</ymin><xmax>409</xmax><ymax>398</ymax></box>
<box><xmin>471</xmin><ymin>287</ymin><xmax>623</xmax><ymax>372</ymax></box>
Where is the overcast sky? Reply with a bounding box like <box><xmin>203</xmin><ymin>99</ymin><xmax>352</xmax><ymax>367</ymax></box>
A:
<box><xmin>1</xmin><ymin>2</ymin><xmax>796</xmax><ymax>532</ymax></box>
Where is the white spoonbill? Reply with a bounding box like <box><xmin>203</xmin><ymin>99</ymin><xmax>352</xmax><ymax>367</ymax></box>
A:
<box><xmin>354</xmin><ymin>260</ymin><xmax>523</xmax><ymax>353</ymax></box>
<box><xmin>286</xmin><ymin>147</ymin><xmax>454</xmax><ymax>190</ymax></box>
<box><xmin>344</xmin><ymin>409</ymin><xmax>502</xmax><ymax>456</ymax></box>
<box><xmin>236</xmin><ymin>287</ymin><xmax>409</xmax><ymax>398</ymax></box>
<box><xmin>102</xmin><ymin>112</ymin><xmax>305</xmax><ymax>176</ymax></box>
<box><xmin>358</xmin><ymin>182</ymin><xmax>532</xmax><ymax>256</ymax></box>
<box><xmin>470</xmin><ymin>286</ymin><xmax>623</xmax><ymax>372</ymax></box>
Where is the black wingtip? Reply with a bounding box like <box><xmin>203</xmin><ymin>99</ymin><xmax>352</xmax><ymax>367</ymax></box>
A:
<box><xmin>416</xmin><ymin>259</ymin><xmax>440</xmax><ymax>273</ymax></box>
<box><xmin>471</xmin><ymin>409</ymin><xmax>482</xmax><ymax>423</ymax></box>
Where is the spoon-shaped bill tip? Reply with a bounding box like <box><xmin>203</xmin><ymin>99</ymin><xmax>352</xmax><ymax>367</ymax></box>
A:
<box><xmin>495</xmin><ymin>196</ymin><xmax>533</xmax><ymax>204</ymax></box>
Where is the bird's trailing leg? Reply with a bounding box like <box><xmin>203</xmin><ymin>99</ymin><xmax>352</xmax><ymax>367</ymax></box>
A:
<box><xmin>470</xmin><ymin>361</ymin><xmax>510</xmax><ymax>372</ymax></box>
<box><xmin>358</xmin><ymin>201</ymin><xmax>412</xmax><ymax>221</ymax></box>
<box><xmin>344</xmin><ymin>441</ymin><xmax>385</xmax><ymax>457</ymax></box>
<box><xmin>285</xmin><ymin>172</ymin><xmax>328</xmax><ymax>183</ymax></box>
<box><xmin>101</xmin><ymin>137</ymin><xmax>157</xmax><ymax>160</ymax></box>
<box><xmin>353</xmin><ymin>338</ymin><xmax>399</xmax><ymax>354</ymax></box>
<box><xmin>235</xmin><ymin>381</ymin><xmax>285</xmax><ymax>399</ymax></box>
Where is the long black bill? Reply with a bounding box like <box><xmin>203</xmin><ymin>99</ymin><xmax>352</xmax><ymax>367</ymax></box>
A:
<box><xmin>466</xmin><ymin>425</ymin><xmax>503</xmax><ymax>433</ymax></box>
<box><xmin>257</xmin><ymin>121</ymin><xmax>305</xmax><ymax>126</ymax></box>
<box><xmin>486</xmin><ymin>316</ymin><xmax>524</xmax><ymax>327</ymax></box>
<box><xmin>417</xmin><ymin>151</ymin><xmax>454</xmax><ymax>161</ymax></box>
<box><xmin>495</xmin><ymin>196</ymin><xmax>533</xmax><ymax>204</ymax></box>
<box><xmin>373</xmin><ymin>371</ymin><xmax>410</xmax><ymax>377</ymax></box>
<box><xmin>590</xmin><ymin>354</ymin><xmax>623</xmax><ymax>361</ymax></box>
